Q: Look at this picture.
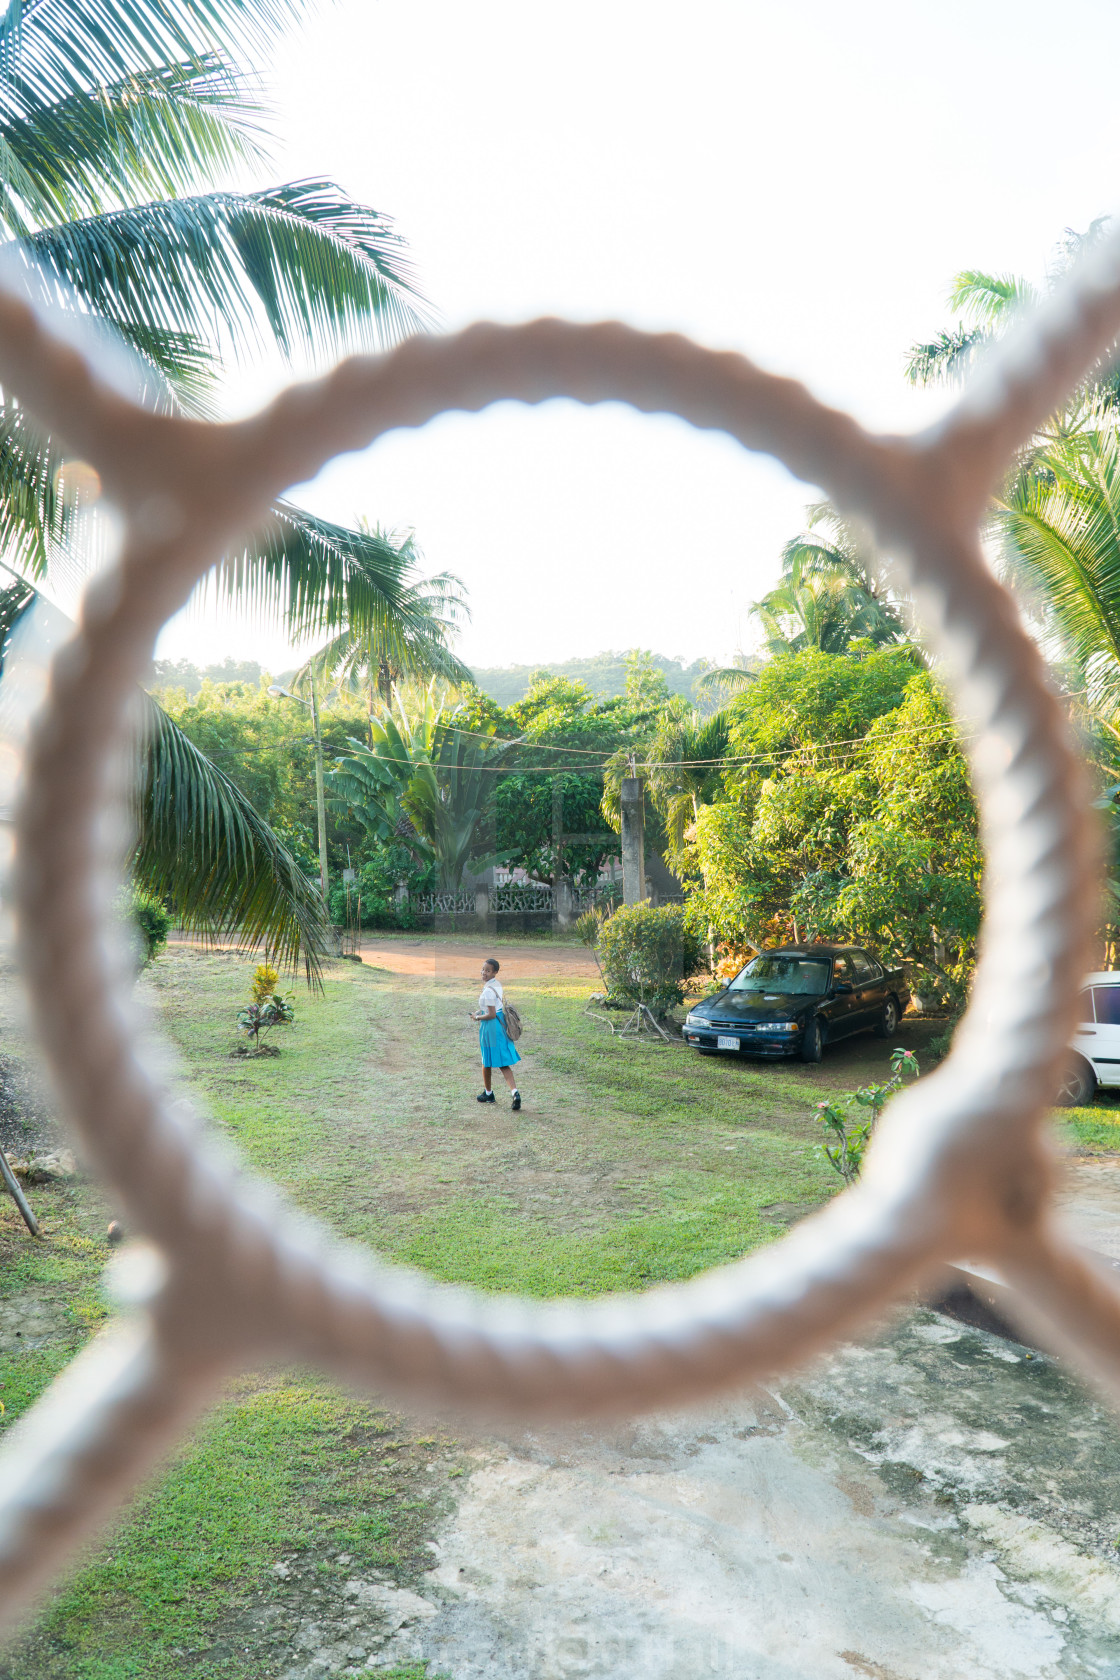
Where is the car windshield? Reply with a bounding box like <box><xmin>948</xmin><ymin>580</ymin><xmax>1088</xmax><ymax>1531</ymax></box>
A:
<box><xmin>728</xmin><ymin>956</ymin><xmax>830</xmax><ymax>996</ymax></box>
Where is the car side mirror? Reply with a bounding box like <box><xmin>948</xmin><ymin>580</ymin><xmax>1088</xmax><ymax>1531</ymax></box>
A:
<box><xmin>835</xmin><ymin>980</ymin><xmax>853</xmax><ymax>993</ymax></box>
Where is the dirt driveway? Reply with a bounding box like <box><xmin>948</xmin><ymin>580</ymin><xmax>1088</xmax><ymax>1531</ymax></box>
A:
<box><xmin>356</xmin><ymin>935</ymin><xmax>601</xmax><ymax>982</ymax></box>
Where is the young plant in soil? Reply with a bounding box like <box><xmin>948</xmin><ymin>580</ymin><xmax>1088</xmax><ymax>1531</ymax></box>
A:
<box><xmin>817</xmin><ymin>1047</ymin><xmax>920</xmax><ymax>1184</ymax></box>
<box><xmin>235</xmin><ymin>963</ymin><xmax>295</xmax><ymax>1057</ymax></box>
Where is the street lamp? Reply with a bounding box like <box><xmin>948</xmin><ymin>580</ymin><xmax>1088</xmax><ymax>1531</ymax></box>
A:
<box><xmin>268</xmin><ymin>678</ymin><xmax>329</xmax><ymax>904</ymax></box>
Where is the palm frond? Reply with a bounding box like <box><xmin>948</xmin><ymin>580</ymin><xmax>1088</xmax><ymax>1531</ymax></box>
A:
<box><xmin>0</xmin><ymin>57</ymin><xmax>267</xmax><ymax>229</ymax></box>
<box><xmin>996</xmin><ymin>426</ymin><xmax>1120</xmax><ymax>723</ymax></box>
<box><xmin>905</xmin><ymin>323</ymin><xmax>988</xmax><ymax>388</ymax></box>
<box><xmin>25</xmin><ymin>180</ymin><xmax>429</xmax><ymax>365</ymax></box>
<box><xmin>0</xmin><ymin>563</ymin><xmax>32</xmax><ymax>643</ymax></box>
<box><xmin>0</xmin><ymin>572</ymin><xmax>329</xmax><ymax>978</ymax></box>
<box><xmin>947</xmin><ymin>269</ymin><xmax>1039</xmax><ymax>327</ymax></box>
<box><xmin>214</xmin><ymin>504</ymin><xmax>429</xmax><ymax>642</ymax></box>
<box><xmin>695</xmin><ymin>663</ymin><xmax>756</xmax><ymax>696</ymax></box>
<box><xmin>136</xmin><ymin>697</ymin><xmax>330</xmax><ymax>981</ymax></box>
<box><xmin>0</xmin><ymin>393</ymin><xmax>68</xmax><ymax>575</ymax></box>
<box><xmin>0</xmin><ymin>0</ymin><xmax>304</xmax><ymax>109</ymax></box>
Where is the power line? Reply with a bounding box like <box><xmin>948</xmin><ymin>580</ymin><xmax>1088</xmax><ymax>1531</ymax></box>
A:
<box><xmin>191</xmin><ymin>718</ymin><xmax>977</xmax><ymax>777</ymax></box>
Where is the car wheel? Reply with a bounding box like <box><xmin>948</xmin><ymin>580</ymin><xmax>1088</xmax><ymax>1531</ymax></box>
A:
<box><xmin>875</xmin><ymin>997</ymin><xmax>899</xmax><ymax>1039</ymax></box>
<box><xmin>1055</xmin><ymin>1057</ymin><xmax>1096</xmax><ymax>1107</ymax></box>
<box><xmin>800</xmin><ymin>1017</ymin><xmax>823</xmax><ymax>1063</ymax></box>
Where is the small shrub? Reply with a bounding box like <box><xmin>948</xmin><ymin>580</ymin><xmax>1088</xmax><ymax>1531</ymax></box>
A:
<box><xmin>128</xmin><ymin>888</ymin><xmax>171</xmax><ymax>965</ymax></box>
<box><xmin>575</xmin><ymin>908</ymin><xmax>605</xmax><ymax>949</ymax></box>
<box><xmin>236</xmin><ymin>963</ymin><xmax>294</xmax><ymax>1055</ymax></box>
<box><xmin>595</xmin><ymin>902</ymin><xmax>704</xmax><ymax>1012</ymax></box>
<box><xmin>817</xmin><ymin>1047</ymin><xmax>920</xmax><ymax>1184</ymax></box>
<box><xmin>251</xmin><ymin>963</ymin><xmax>279</xmax><ymax>1004</ymax></box>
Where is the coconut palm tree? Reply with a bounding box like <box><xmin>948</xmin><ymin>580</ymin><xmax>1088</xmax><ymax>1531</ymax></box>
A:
<box><xmin>749</xmin><ymin>546</ymin><xmax>904</xmax><ymax>659</ymax></box>
<box><xmin>0</xmin><ymin>566</ymin><xmax>330</xmax><ymax>975</ymax></box>
<box><xmin>640</xmin><ymin>700</ymin><xmax>733</xmax><ymax>864</ymax></box>
<box><xmin>996</xmin><ymin>421</ymin><xmax>1120</xmax><ymax>731</ymax></box>
<box><xmin>292</xmin><ymin>524</ymin><xmax>472</xmax><ymax>717</ymax></box>
<box><xmin>904</xmin><ymin>226</ymin><xmax>1120</xmax><ymax>409</ymax></box>
<box><xmin>908</xmin><ymin>225</ymin><xmax>1120</xmax><ymax>735</ymax></box>
<box><xmin>0</xmin><ymin>0</ymin><xmax>436</xmax><ymax>973</ymax></box>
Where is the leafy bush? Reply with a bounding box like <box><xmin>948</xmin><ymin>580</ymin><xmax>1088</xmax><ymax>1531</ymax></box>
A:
<box><xmin>595</xmin><ymin>902</ymin><xmax>703</xmax><ymax>1011</ymax></box>
<box><xmin>817</xmin><ymin>1047</ymin><xmax>919</xmax><ymax>1183</ymax></box>
<box><xmin>326</xmin><ymin>843</ymin><xmax>434</xmax><ymax>930</ymax></box>
<box><xmin>237</xmin><ymin>963</ymin><xmax>295</xmax><ymax>1053</ymax></box>
<box><xmin>129</xmin><ymin>888</ymin><xmax>171</xmax><ymax>964</ymax></box>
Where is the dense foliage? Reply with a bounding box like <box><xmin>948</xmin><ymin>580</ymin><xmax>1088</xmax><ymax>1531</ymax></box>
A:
<box><xmin>682</xmin><ymin>649</ymin><xmax>982</xmax><ymax>1003</ymax></box>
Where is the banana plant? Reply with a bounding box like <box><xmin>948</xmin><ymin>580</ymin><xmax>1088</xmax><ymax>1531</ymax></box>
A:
<box><xmin>328</xmin><ymin>686</ymin><xmax>518</xmax><ymax>891</ymax></box>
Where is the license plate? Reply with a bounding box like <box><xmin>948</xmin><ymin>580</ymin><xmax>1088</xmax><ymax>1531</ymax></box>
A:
<box><xmin>717</xmin><ymin>1036</ymin><xmax>740</xmax><ymax>1051</ymax></box>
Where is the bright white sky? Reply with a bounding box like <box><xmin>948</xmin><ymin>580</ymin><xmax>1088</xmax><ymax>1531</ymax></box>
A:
<box><xmin>155</xmin><ymin>0</ymin><xmax>1120</xmax><ymax>676</ymax></box>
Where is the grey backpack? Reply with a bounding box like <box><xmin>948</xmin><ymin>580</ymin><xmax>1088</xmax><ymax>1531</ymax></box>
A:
<box><xmin>502</xmin><ymin>999</ymin><xmax>523</xmax><ymax>1041</ymax></box>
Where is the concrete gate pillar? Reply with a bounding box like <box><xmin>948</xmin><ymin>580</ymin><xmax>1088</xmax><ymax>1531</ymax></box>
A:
<box><xmin>620</xmin><ymin>778</ymin><xmax>646</xmax><ymax>905</ymax></box>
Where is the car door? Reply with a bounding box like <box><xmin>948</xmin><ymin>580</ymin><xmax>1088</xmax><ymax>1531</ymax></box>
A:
<box><xmin>1090</xmin><ymin>983</ymin><xmax>1120</xmax><ymax>1087</ymax></box>
<box><xmin>822</xmin><ymin>954</ymin><xmax>859</xmax><ymax>1038</ymax></box>
<box><xmin>849</xmin><ymin>951</ymin><xmax>881</xmax><ymax>1029</ymax></box>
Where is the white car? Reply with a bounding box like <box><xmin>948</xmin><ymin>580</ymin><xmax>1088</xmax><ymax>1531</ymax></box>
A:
<box><xmin>1062</xmin><ymin>973</ymin><xmax>1120</xmax><ymax>1105</ymax></box>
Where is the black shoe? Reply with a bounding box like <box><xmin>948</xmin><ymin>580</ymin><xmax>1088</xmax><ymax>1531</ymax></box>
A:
<box><xmin>476</xmin><ymin>1090</ymin><xmax>495</xmax><ymax>1103</ymax></box>
<box><xmin>511</xmin><ymin>1090</ymin><xmax>521</xmax><ymax>1111</ymax></box>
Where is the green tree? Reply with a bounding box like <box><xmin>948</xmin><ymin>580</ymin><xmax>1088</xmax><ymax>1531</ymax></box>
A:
<box><xmin>622</xmin><ymin>648</ymin><xmax>673</xmax><ymax>709</ymax></box>
<box><xmin>791</xmin><ymin>679</ymin><xmax>982</xmax><ymax>1003</ymax></box>
<box><xmin>690</xmin><ymin>650</ymin><xmax>973</xmax><ymax>986</ymax></box>
<box><xmin>492</xmin><ymin>673</ymin><xmax>650</xmax><ymax>887</ymax></box>
<box><xmin>151</xmin><ymin>672</ymin><xmax>368</xmax><ymax>860</ymax></box>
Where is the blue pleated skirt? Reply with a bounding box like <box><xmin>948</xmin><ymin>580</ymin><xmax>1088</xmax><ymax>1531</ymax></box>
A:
<box><xmin>479</xmin><ymin>1012</ymin><xmax>521</xmax><ymax>1068</ymax></box>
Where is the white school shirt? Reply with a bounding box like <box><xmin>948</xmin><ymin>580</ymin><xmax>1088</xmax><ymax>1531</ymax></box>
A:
<box><xmin>479</xmin><ymin>978</ymin><xmax>503</xmax><ymax>1015</ymax></box>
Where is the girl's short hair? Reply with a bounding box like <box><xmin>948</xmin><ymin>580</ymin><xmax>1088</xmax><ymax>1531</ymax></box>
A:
<box><xmin>484</xmin><ymin>957</ymin><xmax>500</xmax><ymax>972</ymax></box>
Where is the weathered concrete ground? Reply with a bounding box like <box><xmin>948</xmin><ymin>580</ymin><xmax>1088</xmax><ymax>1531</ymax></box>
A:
<box><xmin>267</xmin><ymin>1163</ymin><xmax>1114</xmax><ymax>1680</ymax></box>
<box><xmin>263</xmin><ymin>1304</ymin><xmax>1120</xmax><ymax>1680</ymax></box>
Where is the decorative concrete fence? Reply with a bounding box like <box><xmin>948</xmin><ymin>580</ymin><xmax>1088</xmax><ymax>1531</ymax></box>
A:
<box><xmin>397</xmin><ymin>881</ymin><xmax>619</xmax><ymax>929</ymax></box>
<box><xmin>2</xmin><ymin>239</ymin><xmax>1120</xmax><ymax>1630</ymax></box>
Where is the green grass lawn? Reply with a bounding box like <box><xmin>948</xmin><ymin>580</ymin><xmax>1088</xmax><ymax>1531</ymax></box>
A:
<box><xmin>1055</xmin><ymin>1099</ymin><xmax>1120</xmax><ymax>1154</ymax></box>
<box><xmin>0</xmin><ymin>944</ymin><xmax>1075</xmax><ymax>1676</ymax></box>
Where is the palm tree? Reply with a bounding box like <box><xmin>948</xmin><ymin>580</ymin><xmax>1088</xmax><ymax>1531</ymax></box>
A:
<box><xmin>640</xmin><ymin>700</ymin><xmax>733</xmax><ymax>864</ymax></box>
<box><xmin>904</xmin><ymin>226</ymin><xmax>1120</xmax><ymax>409</ymax></box>
<box><xmin>328</xmin><ymin>686</ymin><xmax>516</xmax><ymax>891</ymax></box>
<box><xmin>996</xmin><ymin>422</ymin><xmax>1120</xmax><ymax>732</ymax></box>
<box><xmin>292</xmin><ymin>524</ymin><xmax>471</xmax><ymax>716</ymax></box>
<box><xmin>0</xmin><ymin>0</ymin><xmax>435</xmax><ymax>973</ymax></box>
<box><xmin>907</xmin><ymin>225</ymin><xmax>1120</xmax><ymax>734</ymax></box>
<box><xmin>0</xmin><ymin>567</ymin><xmax>330</xmax><ymax>975</ymax></box>
<box><xmin>749</xmin><ymin>545</ymin><xmax>904</xmax><ymax>658</ymax></box>
<box><xmin>0</xmin><ymin>1</ymin><xmax>428</xmax><ymax>577</ymax></box>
